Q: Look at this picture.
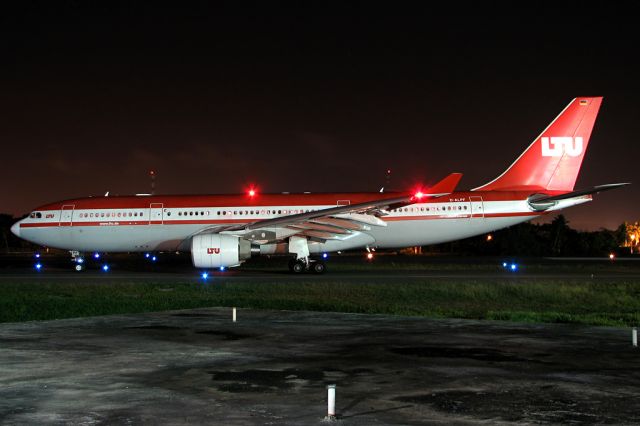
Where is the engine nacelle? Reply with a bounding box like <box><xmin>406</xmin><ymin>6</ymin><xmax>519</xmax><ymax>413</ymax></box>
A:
<box><xmin>191</xmin><ymin>234</ymin><xmax>253</xmax><ymax>268</ymax></box>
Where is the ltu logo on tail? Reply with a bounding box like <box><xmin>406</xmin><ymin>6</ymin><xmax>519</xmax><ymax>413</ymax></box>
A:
<box><xmin>541</xmin><ymin>137</ymin><xmax>583</xmax><ymax>157</ymax></box>
<box><xmin>207</xmin><ymin>248</ymin><xmax>220</xmax><ymax>254</ymax></box>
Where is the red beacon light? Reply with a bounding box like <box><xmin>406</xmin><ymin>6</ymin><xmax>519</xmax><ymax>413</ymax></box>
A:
<box><xmin>411</xmin><ymin>188</ymin><xmax>426</xmax><ymax>201</ymax></box>
<box><xmin>246</xmin><ymin>187</ymin><xmax>258</xmax><ymax>198</ymax></box>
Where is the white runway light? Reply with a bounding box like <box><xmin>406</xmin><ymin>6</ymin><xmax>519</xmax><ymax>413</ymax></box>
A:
<box><xmin>325</xmin><ymin>384</ymin><xmax>336</xmax><ymax>421</ymax></box>
<box><xmin>633</xmin><ymin>327</ymin><xmax>638</xmax><ymax>347</ymax></box>
<box><xmin>232</xmin><ymin>307</ymin><xmax>237</xmax><ymax>322</ymax></box>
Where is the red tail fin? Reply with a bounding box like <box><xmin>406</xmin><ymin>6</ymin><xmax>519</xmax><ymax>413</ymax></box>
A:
<box><xmin>473</xmin><ymin>97</ymin><xmax>603</xmax><ymax>192</ymax></box>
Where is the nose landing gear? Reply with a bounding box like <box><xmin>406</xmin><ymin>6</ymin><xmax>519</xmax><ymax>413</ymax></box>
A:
<box><xmin>70</xmin><ymin>251</ymin><xmax>85</xmax><ymax>272</ymax></box>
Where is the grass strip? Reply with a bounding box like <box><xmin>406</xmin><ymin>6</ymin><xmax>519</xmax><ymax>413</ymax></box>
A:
<box><xmin>1</xmin><ymin>278</ymin><xmax>639</xmax><ymax>327</ymax></box>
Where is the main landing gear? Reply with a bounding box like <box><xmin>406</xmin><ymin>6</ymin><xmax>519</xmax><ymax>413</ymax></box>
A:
<box><xmin>288</xmin><ymin>258</ymin><xmax>326</xmax><ymax>274</ymax></box>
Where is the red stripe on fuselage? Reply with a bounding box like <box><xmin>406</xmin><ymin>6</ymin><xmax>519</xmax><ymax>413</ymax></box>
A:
<box><xmin>20</xmin><ymin>211</ymin><xmax>543</xmax><ymax>229</ymax></box>
<box><xmin>31</xmin><ymin>191</ymin><xmax>545</xmax><ymax>211</ymax></box>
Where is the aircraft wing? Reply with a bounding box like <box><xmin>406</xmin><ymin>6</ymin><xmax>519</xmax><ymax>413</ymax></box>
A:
<box><xmin>216</xmin><ymin>173</ymin><xmax>462</xmax><ymax>243</ymax></box>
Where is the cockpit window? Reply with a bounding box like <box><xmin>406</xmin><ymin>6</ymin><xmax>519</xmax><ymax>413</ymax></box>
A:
<box><xmin>29</xmin><ymin>212</ymin><xmax>42</xmax><ymax>219</ymax></box>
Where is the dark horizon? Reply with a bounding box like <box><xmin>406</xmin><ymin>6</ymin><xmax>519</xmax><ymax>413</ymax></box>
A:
<box><xmin>1</xmin><ymin>4</ymin><xmax>637</xmax><ymax>230</ymax></box>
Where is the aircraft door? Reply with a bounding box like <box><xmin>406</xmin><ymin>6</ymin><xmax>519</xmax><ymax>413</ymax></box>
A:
<box><xmin>60</xmin><ymin>205</ymin><xmax>75</xmax><ymax>226</ymax></box>
<box><xmin>149</xmin><ymin>203</ymin><xmax>164</xmax><ymax>225</ymax></box>
<box><xmin>469</xmin><ymin>196</ymin><xmax>484</xmax><ymax>218</ymax></box>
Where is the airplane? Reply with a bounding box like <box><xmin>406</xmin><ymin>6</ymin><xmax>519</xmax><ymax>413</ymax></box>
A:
<box><xmin>11</xmin><ymin>97</ymin><xmax>628</xmax><ymax>273</ymax></box>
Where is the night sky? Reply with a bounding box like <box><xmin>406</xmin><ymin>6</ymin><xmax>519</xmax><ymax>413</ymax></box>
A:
<box><xmin>1</xmin><ymin>4</ymin><xmax>638</xmax><ymax>230</ymax></box>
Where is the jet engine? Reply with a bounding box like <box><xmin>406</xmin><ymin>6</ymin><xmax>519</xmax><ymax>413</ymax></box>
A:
<box><xmin>191</xmin><ymin>234</ymin><xmax>254</xmax><ymax>268</ymax></box>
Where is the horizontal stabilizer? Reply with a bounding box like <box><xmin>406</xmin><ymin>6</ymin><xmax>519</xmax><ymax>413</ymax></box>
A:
<box><xmin>428</xmin><ymin>173</ymin><xmax>463</xmax><ymax>196</ymax></box>
<box><xmin>528</xmin><ymin>183</ymin><xmax>630</xmax><ymax>211</ymax></box>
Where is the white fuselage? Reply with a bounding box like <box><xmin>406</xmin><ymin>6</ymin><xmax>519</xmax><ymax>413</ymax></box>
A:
<box><xmin>13</xmin><ymin>193</ymin><xmax>590</xmax><ymax>255</ymax></box>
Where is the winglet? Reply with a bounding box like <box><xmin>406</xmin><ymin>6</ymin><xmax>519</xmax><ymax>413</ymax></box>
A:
<box><xmin>427</xmin><ymin>173</ymin><xmax>463</xmax><ymax>195</ymax></box>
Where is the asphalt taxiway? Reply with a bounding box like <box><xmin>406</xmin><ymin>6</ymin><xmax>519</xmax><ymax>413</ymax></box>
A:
<box><xmin>2</xmin><ymin>308</ymin><xmax>640</xmax><ymax>425</ymax></box>
<box><xmin>2</xmin><ymin>269</ymin><xmax>640</xmax><ymax>285</ymax></box>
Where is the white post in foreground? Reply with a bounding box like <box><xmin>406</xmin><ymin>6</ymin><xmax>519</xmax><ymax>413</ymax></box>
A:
<box><xmin>232</xmin><ymin>307</ymin><xmax>237</xmax><ymax>323</ymax></box>
<box><xmin>326</xmin><ymin>384</ymin><xmax>336</xmax><ymax>420</ymax></box>
<box><xmin>633</xmin><ymin>327</ymin><xmax>637</xmax><ymax>347</ymax></box>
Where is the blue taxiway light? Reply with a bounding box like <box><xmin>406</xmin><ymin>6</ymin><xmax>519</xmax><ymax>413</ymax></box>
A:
<box><xmin>510</xmin><ymin>263</ymin><xmax>517</xmax><ymax>271</ymax></box>
<box><xmin>220</xmin><ymin>266</ymin><xmax>225</xmax><ymax>271</ymax></box>
<box><xmin>34</xmin><ymin>253</ymin><xmax>41</xmax><ymax>258</ymax></box>
<box><xmin>76</xmin><ymin>257</ymin><xmax>84</xmax><ymax>264</ymax></box>
<box><xmin>145</xmin><ymin>253</ymin><xmax>150</xmax><ymax>258</ymax></box>
<box><xmin>322</xmin><ymin>253</ymin><xmax>328</xmax><ymax>259</ymax></box>
<box><xmin>35</xmin><ymin>263</ymin><xmax>42</xmax><ymax>270</ymax></box>
<box><xmin>102</xmin><ymin>264</ymin><xmax>110</xmax><ymax>272</ymax></box>
<box><xmin>94</xmin><ymin>253</ymin><xmax>100</xmax><ymax>259</ymax></box>
<box><xmin>502</xmin><ymin>262</ymin><xmax>508</xmax><ymax>268</ymax></box>
<box><xmin>151</xmin><ymin>256</ymin><xmax>157</xmax><ymax>262</ymax></box>
<box><xmin>201</xmin><ymin>272</ymin><xmax>209</xmax><ymax>279</ymax></box>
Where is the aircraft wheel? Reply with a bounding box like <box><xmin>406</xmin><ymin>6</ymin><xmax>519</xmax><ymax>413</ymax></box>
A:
<box><xmin>291</xmin><ymin>261</ymin><xmax>306</xmax><ymax>274</ymax></box>
<box><xmin>288</xmin><ymin>258</ymin><xmax>297</xmax><ymax>272</ymax></box>
<box><xmin>312</xmin><ymin>261</ymin><xmax>326</xmax><ymax>274</ymax></box>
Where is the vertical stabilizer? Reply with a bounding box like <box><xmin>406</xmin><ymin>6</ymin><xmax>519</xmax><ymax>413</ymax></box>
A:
<box><xmin>473</xmin><ymin>97</ymin><xmax>602</xmax><ymax>192</ymax></box>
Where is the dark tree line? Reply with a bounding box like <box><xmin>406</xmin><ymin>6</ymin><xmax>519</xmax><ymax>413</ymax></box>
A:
<box><xmin>424</xmin><ymin>215</ymin><xmax>629</xmax><ymax>257</ymax></box>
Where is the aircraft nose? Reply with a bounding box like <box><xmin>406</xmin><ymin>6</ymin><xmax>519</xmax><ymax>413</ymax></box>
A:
<box><xmin>11</xmin><ymin>221</ymin><xmax>21</xmax><ymax>237</ymax></box>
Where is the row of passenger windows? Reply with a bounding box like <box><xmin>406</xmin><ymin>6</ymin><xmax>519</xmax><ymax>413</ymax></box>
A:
<box><xmin>174</xmin><ymin>209</ymin><xmax>319</xmax><ymax>217</ymax></box>
<box><xmin>73</xmin><ymin>209</ymin><xmax>319</xmax><ymax>219</ymax></box>
<box><xmin>30</xmin><ymin>205</ymin><xmax>475</xmax><ymax>221</ymax></box>
<box><xmin>392</xmin><ymin>205</ymin><xmax>469</xmax><ymax>213</ymax></box>
<box><xmin>78</xmin><ymin>212</ymin><xmax>145</xmax><ymax>218</ymax></box>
